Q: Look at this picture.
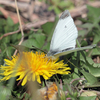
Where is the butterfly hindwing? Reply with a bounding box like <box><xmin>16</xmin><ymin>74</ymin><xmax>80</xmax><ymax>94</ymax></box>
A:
<box><xmin>54</xmin><ymin>44</ymin><xmax>96</xmax><ymax>58</ymax></box>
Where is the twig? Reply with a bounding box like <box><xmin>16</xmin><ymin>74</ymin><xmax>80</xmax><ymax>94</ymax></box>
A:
<box><xmin>70</xmin><ymin>78</ymin><xmax>85</xmax><ymax>85</ymax></box>
<box><xmin>70</xmin><ymin>78</ymin><xmax>85</xmax><ymax>95</ymax></box>
<box><xmin>14</xmin><ymin>0</ymin><xmax>24</xmax><ymax>56</ymax></box>
<box><xmin>0</xmin><ymin>30</ymin><xmax>20</xmax><ymax>40</ymax></box>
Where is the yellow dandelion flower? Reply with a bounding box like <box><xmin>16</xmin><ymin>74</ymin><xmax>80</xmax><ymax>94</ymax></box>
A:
<box><xmin>0</xmin><ymin>52</ymin><xmax>70</xmax><ymax>86</ymax></box>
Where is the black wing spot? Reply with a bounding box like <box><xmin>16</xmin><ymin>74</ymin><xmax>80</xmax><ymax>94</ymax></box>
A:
<box><xmin>62</xmin><ymin>47</ymin><xmax>73</xmax><ymax>52</ymax></box>
<box><xmin>65</xmin><ymin>25</ymin><xmax>67</xmax><ymax>28</ymax></box>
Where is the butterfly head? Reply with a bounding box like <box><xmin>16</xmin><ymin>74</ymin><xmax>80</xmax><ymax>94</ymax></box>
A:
<box><xmin>47</xmin><ymin>50</ymin><xmax>57</xmax><ymax>60</ymax></box>
<box><xmin>47</xmin><ymin>50</ymin><xmax>57</xmax><ymax>56</ymax></box>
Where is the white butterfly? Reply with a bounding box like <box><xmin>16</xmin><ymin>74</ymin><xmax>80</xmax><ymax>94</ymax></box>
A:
<box><xmin>47</xmin><ymin>10</ymin><xmax>96</xmax><ymax>58</ymax></box>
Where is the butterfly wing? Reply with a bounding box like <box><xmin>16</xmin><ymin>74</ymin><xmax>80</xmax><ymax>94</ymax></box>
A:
<box><xmin>53</xmin><ymin>44</ymin><xmax>96</xmax><ymax>58</ymax></box>
<box><xmin>48</xmin><ymin>10</ymin><xmax>78</xmax><ymax>56</ymax></box>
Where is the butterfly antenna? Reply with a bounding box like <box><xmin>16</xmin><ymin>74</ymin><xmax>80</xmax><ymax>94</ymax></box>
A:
<box><xmin>32</xmin><ymin>46</ymin><xmax>47</xmax><ymax>53</ymax></box>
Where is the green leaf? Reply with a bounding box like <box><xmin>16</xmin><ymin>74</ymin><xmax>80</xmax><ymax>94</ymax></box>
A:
<box><xmin>11</xmin><ymin>44</ymin><xmax>30</xmax><ymax>52</ymax></box>
<box><xmin>84</xmin><ymin>57</ymin><xmax>100</xmax><ymax>77</ymax></box>
<box><xmin>7</xmin><ymin>17</ymin><xmax>14</xmax><ymax>26</ymax></box>
<box><xmin>78</xmin><ymin>30</ymin><xmax>87</xmax><ymax>37</ymax></box>
<box><xmin>86</xmin><ymin>57</ymin><xmax>100</xmax><ymax>67</ymax></box>
<box><xmin>22</xmin><ymin>38</ymin><xmax>40</xmax><ymax>48</ymax></box>
<box><xmin>22</xmin><ymin>34</ymin><xmax>46</xmax><ymax>49</ymax></box>
<box><xmin>0</xmin><ymin>11</ymin><xmax>3</xmax><ymax>15</ymax></box>
<box><xmin>89</xmin><ymin>47</ymin><xmax>100</xmax><ymax>56</ymax></box>
<box><xmin>79</xmin><ymin>23</ymin><xmax>93</xmax><ymax>29</ymax></box>
<box><xmin>11</xmin><ymin>33</ymin><xmax>18</xmax><ymax>43</ymax></box>
<box><xmin>3</xmin><ymin>35</ymin><xmax>10</xmax><ymax>44</ymax></box>
<box><xmin>41</xmin><ymin>22</ymin><xmax>55</xmax><ymax>35</ymax></box>
<box><xmin>84</xmin><ymin>82</ymin><xmax>100</xmax><ymax>88</ymax></box>
<box><xmin>42</xmin><ymin>42</ymin><xmax>50</xmax><ymax>51</ymax></box>
<box><xmin>80</xmin><ymin>70</ymin><xmax>98</xmax><ymax>85</ymax></box>
<box><xmin>0</xmin><ymin>85</ymin><xmax>11</xmax><ymax>100</ymax></box>
<box><xmin>80</xmin><ymin>51</ymin><xmax>100</xmax><ymax>77</ymax></box>
<box><xmin>81</xmin><ymin>40</ymin><xmax>88</xmax><ymax>46</ymax></box>
<box><xmin>79</xmin><ymin>96</ymin><xmax>96</xmax><ymax>100</ymax></box>
<box><xmin>42</xmin><ymin>17</ymin><xmax>58</xmax><ymax>42</ymax></box>
<box><xmin>6</xmin><ymin>46</ymin><xmax>13</xmax><ymax>57</ymax></box>
<box><xmin>93</xmin><ymin>34</ymin><xmax>100</xmax><ymax>44</ymax></box>
<box><xmin>87</xmin><ymin>5</ymin><xmax>100</xmax><ymax>19</ymax></box>
<box><xmin>33</xmin><ymin>34</ymin><xmax>46</xmax><ymax>47</ymax></box>
<box><xmin>72</xmin><ymin>68</ymin><xmax>80</xmax><ymax>79</ymax></box>
<box><xmin>54</xmin><ymin>7</ymin><xmax>61</xmax><ymax>14</ymax></box>
<box><xmin>59</xmin><ymin>1</ymin><xmax>68</xmax><ymax>7</ymax></box>
<box><xmin>25</xmin><ymin>93</ymin><xmax>30</xmax><ymax>100</ymax></box>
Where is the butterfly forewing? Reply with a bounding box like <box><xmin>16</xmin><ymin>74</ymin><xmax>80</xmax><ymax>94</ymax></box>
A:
<box><xmin>49</xmin><ymin>10</ymin><xmax>78</xmax><ymax>54</ymax></box>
